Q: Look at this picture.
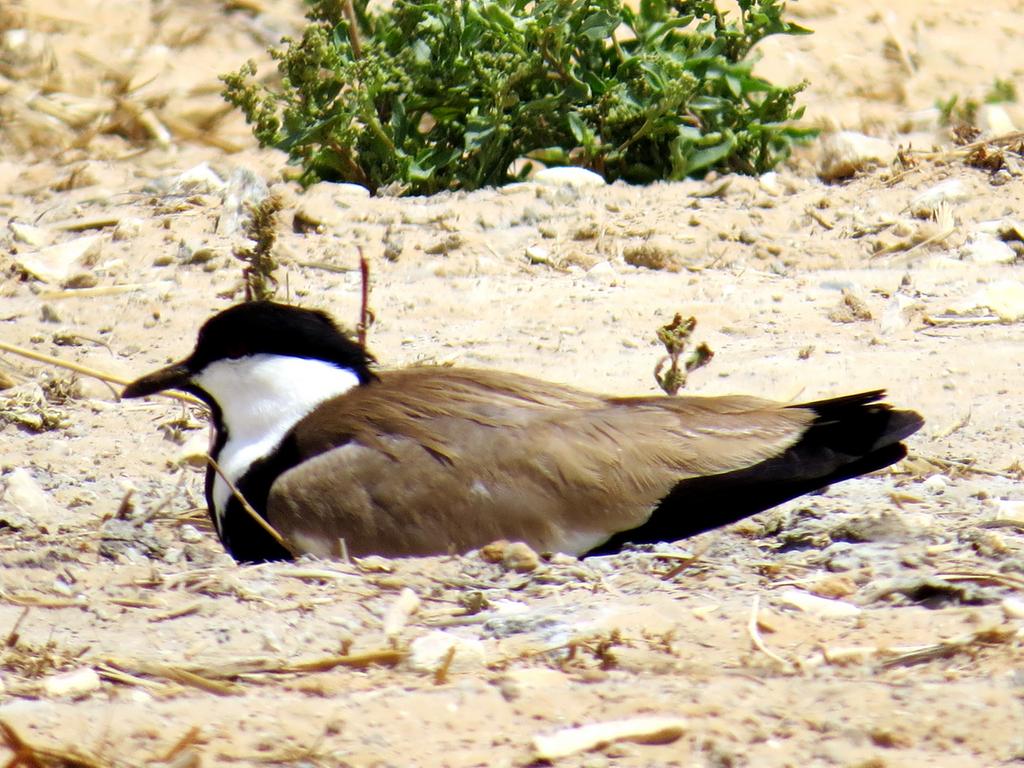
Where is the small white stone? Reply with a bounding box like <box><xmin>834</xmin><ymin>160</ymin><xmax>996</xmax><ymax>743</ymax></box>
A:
<box><xmin>3</xmin><ymin>468</ymin><xmax>57</xmax><ymax>531</ymax></box>
<box><xmin>9</xmin><ymin>221</ymin><xmax>50</xmax><ymax>247</ymax></box>
<box><xmin>295</xmin><ymin>182</ymin><xmax>349</xmax><ymax>228</ymax></box>
<box><xmin>533</xmin><ymin>167</ymin><xmax>606</xmax><ymax>188</ymax></box>
<box><xmin>961</xmin><ymin>234</ymin><xmax>1016</xmax><ymax>265</ymax></box>
<box><xmin>978</xmin><ymin>104</ymin><xmax>1016</xmax><ymax>136</ymax></box>
<box><xmin>408</xmin><ymin>630</ymin><xmax>486</xmax><ymax>674</ymax></box>
<box><xmin>758</xmin><ymin>171</ymin><xmax>781</xmax><ymax>195</ymax></box>
<box><xmin>175</xmin><ymin>433</ymin><xmax>210</xmax><ymax>468</ymax></box>
<box><xmin>921</xmin><ymin>474</ymin><xmax>950</xmax><ymax>494</ymax></box>
<box><xmin>15</xmin><ymin>234</ymin><xmax>102</xmax><ymax>283</ymax></box>
<box><xmin>112</xmin><ymin>216</ymin><xmax>144</xmax><ymax>241</ymax></box>
<box><xmin>777</xmin><ymin>589</ymin><xmax>861</xmax><ymax>618</ymax></box>
<box><xmin>585</xmin><ymin>260</ymin><xmax>615</xmax><ymax>283</ymax></box>
<box><xmin>909</xmin><ymin>179</ymin><xmax>970</xmax><ymax>218</ymax></box>
<box><xmin>818</xmin><ymin>132</ymin><xmax>897</xmax><ymax>181</ymax></box>
<box><xmin>952</xmin><ymin>280</ymin><xmax>1024</xmax><ymax>322</ymax></box>
<box><xmin>991</xmin><ymin>499</ymin><xmax>1024</xmax><ymax>522</ymax></box>
<box><xmin>1002</xmin><ymin>597</ymin><xmax>1024</xmax><ymax>620</ymax></box>
<box><xmin>179</xmin><ymin>524</ymin><xmax>203</xmax><ymax>543</ymax></box>
<box><xmin>168</xmin><ymin>162</ymin><xmax>225</xmax><ymax>195</ymax></box>
<box><xmin>332</xmin><ymin>182</ymin><xmax>371</xmax><ymax>198</ymax></box>
<box><xmin>260</xmin><ymin>628</ymin><xmax>283</xmax><ymax>652</ymax></box>
<box><xmin>525</xmin><ymin>245</ymin><xmax>551</xmax><ymax>264</ymax></box>
<box><xmin>43</xmin><ymin>667</ymin><xmax>101</xmax><ymax>699</ymax></box>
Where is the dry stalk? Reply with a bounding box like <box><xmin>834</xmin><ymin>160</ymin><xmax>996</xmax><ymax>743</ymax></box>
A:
<box><xmin>0</xmin><ymin>719</ymin><xmax>106</xmax><ymax>768</ymax></box>
<box><xmin>657</xmin><ymin>540</ymin><xmax>712</xmax><ymax>581</ymax></box>
<box><xmin>908</xmin><ymin>129</ymin><xmax>1024</xmax><ymax>160</ymax></box>
<box><xmin>880</xmin><ymin>625</ymin><xmax>1017</xmax><ymax>669</ymax></box>
<box><xmin>100</xmin><ymin>650</ymin><xmax>404</xmax><ymax>693</ymax></box>
<box><xmin>0</xmin><ymin>591</ymin><xmax>79</xmax><ymax>609</ymax></box>
<box><xmin>934</xmin><ymin>571</ymin><xmax>1024</xmax><ymax>591</ymax></box>
<box><xmin>204</xmin><ymin>455</ymin><xmax>297</xmax><ymax>557</ymax></box>
<box><xmin>357</xmin><ymin>248</ymin><xmax>374</xmax><ymax>348</ymax></box>
<box><xmin>747</xmin><ymin>595</ymin><xmax>791</xmax><ymax>671</ymax></box>
<box><xmin>156</xmin><ymin>727</ymin><xmax>202</xmax><ymax>765</ymax></box>
<box><xmin>37</xmin><ymin>283</ymin><xmax>167</xmax><ymax>301</ymax></box>
<box><xmin>916</xmin><ymin>454</ymin><xmax>1020</xmax><ymax>480</ymax></box>
<box><xmin>4</xmin><ymin>607</ymin><xmax>29</xmax><ymax>648</ymax></box>
<box><xmin>341</xmin><ymin>0</ymin><xmax>363</xmax><ymax>58</ymax></box>
<box><xmin>433</xmin><ymin>646</ymin><xmax>457</xmax><ymax>685</ymax></box>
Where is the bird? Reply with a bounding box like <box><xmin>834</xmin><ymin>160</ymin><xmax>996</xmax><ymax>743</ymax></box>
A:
<box><xmin>122</xmin><ymin>301</ymin><xmax>923</xmax><ymax>564</ymax></box>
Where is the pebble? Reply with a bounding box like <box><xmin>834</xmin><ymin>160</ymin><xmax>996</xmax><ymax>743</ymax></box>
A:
<box><xmin>497</xmin><ymin>668</ymin><xmax>570</xmax><ymax>701</ymax></box>
<box><xmin>525</xmin><ymin>245</ymin><xmax>552</xmax><ymax>265</ymax></box>
<box><xmin>909</xmin><ymin>179</ymin><xmax>970</xmax><ymax>218</ymax></box>
<box><xmin>990</xmin><ymin>499</ymin><xmax>1024</xmax><ymax>522</ymax></box>
<box><xmin>112</xmin><ymin>216</ymin><xmax>144</xmax><ymax>241</ymax></box>
<box><xmin>978</xmin><ymin>103</ymin><xmax>1016</xmax><ymax>136</ymax></box>
<box><xmin>483</xmin><ymin>609</ymin><xmax>566</xmax><ymax>640</ymax></box>
<box><xmin>1001</xmin><ymin>597</ymin><xmax>1024</xmax><ymax>620</ymax></box>
<box><xmin>165</xmin><ymin>162</ymin><xmax>226</xmax><ymax>196</ymax></box>
<box><xmin>332</xmin><ymin>182</ymin><xmax>371</xmax><ymax>198</ymax></box>
<box><xmin>3</xmin><ymin>468</ymin><xmax>57</xmax><ymax>532</ymax></box>
<box><xmin>758</xmin><ymin>171</ymin><xmax>782</xmax><ymax>195</ymax></box>
<box><xmin>294</xmin><ymin>182</ymin><xmax>353</xmax><ymax>229</ymax></box>
<box><xmin>777</xmin><ymin>588</ymin><xmax>862</xmax><ymax>618</ymax></box>
<box><xmin>9</xmin><ymin>220</ymin><xmax>50</xmax><ymax>247</ymax></box>
<box><xmin>15</xmin><ymin>234</ymin><xmax>102</xmax><ymax>283</ymax></box>
<box><xmin>533</xmin><ymin>167</ymin><xmax>606</xmax><ymax>188</ymax></box>
<box><xmin>502</xmin><ymin>541</ymin><xmax>540</xmax><ymax>573</ymax></box>
<box><xmin>407</xmin><ymin>630</ymin><xmax>486</xmax><ymax>674</ymax></box>
<box><xmin>623</xmin><ymin>236</ymin><xmax>684</xmax><ymax>271</ymax></box>
<box><xmin>63</xmin><ymin>271</ymin><xmax>98</xmax><ymax>289</ymax></box>
<box><xmin>961</xmin><ymin>234</ymin><xmax>1016</xmax><ymax>265</ymax></box>
<box><xmin>179</xmin><ymin>524</ymin><xmax>203</xmax><ymax>544</ymax></box>
<box><xmin>175</xmin><ymin>433</ymin><xmax>209</xmax><ymax>467</ymax></box>
<box><xmin>818</xmin><ymin>131</ymin><xmax>897</xmax><ymax>180</ymax></box>
<box><xmin>952</xmin><ymin>280</ymin><xmax>1024</xmax><ymax>322</ymax></box>
<box><xmin>921</xmin><ymin>474</ymin><xmax>950</xmax><ymax>494</ymax></box>
<box><xmin>585</xmin><ymin>260</ymin><xmax>616</xmax><ymax>283</ymax></box>
<box><xmin>43</xmin><ymin>667</ymin><xmax>101</xmax><ymax>699</ymax></box>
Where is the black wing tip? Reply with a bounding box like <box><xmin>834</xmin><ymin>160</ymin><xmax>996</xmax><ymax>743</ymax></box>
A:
<box><xmin>793</xmin><ymin>390</ymin><xmax>924</xmax><ymax>447</ymax></box>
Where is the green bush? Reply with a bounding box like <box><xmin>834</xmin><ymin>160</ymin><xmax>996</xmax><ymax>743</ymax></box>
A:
<box><xmin>223</xmin><ymin>0</ymin><xmax>815</xmax><ymax>194</ymax></box>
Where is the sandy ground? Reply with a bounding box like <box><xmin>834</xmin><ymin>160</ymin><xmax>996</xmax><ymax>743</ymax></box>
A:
<box><xmin>2</xmin><ymin>0</ymin><xmax>1024</xmax><ymax>765</ymax></box>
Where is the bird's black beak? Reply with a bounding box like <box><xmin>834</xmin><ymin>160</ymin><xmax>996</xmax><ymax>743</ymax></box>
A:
<box><xmin>122</xmin><ymin>360</ymin><xmax>193</xmax><ymax>399</ymax></box>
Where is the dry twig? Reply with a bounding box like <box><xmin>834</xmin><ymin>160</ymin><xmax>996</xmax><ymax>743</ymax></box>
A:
<box><xmin>203</xmin><ymin>456</ymin><xmax>297</xmax><ymax>557</ymax></box>
<box><xmin>747</xmin><ymin>595</ymin><xmax>791</xmax><ymax>670</ymax></box>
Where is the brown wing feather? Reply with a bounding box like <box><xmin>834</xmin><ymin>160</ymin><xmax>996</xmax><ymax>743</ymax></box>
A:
<box><xmin>267</xmin><ymin>367</ymin><xmax>813</xmax><ymax>557</ymax></box>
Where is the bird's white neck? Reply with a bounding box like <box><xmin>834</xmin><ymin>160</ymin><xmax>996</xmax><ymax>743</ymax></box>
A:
<box><xmin>191</xmin><ymin>354</ymin><xmax>360</xmax><ymax>527</ymax></box>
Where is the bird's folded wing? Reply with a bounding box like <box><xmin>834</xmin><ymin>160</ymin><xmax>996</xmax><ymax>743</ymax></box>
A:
<box><xmin>267</xmin><ymin>368</ymin><xmax>814</xmax><ymax>557</ymax></box>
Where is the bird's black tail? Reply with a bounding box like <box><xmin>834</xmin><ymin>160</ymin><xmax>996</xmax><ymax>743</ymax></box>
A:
<box><xmin>586</xmin><ymin>391</ymin><xmax>924</xmax><ymax>555</ymax></box>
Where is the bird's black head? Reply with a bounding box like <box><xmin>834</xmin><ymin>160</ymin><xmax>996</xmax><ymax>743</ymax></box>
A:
<box><xmin>122</xmin><ymin>301</ymin><xmax>375</xmax><ymax>400</ymax></box>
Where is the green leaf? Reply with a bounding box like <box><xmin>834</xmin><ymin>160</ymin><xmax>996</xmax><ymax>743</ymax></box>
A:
<box><xmin>686</xmin><ymin>132</ymin><xmax>736</xmax><ymax>172</ymax></box>
<box><xmin>579</xmin><ymin>11</ymin><xmax>619</xmax><ymax>40</ymax></box>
